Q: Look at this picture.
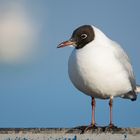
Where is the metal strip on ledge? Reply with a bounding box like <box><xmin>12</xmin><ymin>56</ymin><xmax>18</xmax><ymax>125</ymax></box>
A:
<box><xmin>0</xmin><ymin>127</ymin><xmax>140</xmax><ymax>140</ymax></box>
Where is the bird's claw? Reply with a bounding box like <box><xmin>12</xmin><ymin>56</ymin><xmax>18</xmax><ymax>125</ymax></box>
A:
<box><xmin>107</xmin><ymin>123</ymin><xmax>117</xmax><ymax>129</ymax></box>
<box><xmin>80</xmin><ymin>124</ymin><xmax>97</xmax><ymax>134</ymax></box>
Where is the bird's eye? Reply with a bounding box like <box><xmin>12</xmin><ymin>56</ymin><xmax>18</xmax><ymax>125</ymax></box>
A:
<box><xmin>81</xmin><ymin>34</ymin><xmax>87</xmax><ymax>39</ymax></box>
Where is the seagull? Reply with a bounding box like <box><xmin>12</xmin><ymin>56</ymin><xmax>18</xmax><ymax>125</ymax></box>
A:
<box><xmin>57</xmin><ymin>25</ymin><xmax>140</xmax><ymax>127</ymax></box>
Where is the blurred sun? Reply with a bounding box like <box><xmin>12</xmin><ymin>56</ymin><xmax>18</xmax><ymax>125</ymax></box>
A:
<box><xmin>0</xmin><ymin>2</ymin><xmax>39</xmax><ymax>64</ymax></box>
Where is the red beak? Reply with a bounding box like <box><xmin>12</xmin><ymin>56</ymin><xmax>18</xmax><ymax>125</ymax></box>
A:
<box><xmin>57</xmin><ymin>40</ymin><xmax>76</xmax><ymax>48</ymax></box>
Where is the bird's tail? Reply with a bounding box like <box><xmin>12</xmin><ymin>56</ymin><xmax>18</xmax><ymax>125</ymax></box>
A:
<box><xmin>135</xmin><ymin>85</ymin><xmax>140</xmax><ymax>93</ymax></box>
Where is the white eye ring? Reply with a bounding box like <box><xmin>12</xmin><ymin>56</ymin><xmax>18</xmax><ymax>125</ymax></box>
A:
<box><xmin>81</xmin><ymin>34</ymin><xmax>87</xmax><ymax>39</ymax></box>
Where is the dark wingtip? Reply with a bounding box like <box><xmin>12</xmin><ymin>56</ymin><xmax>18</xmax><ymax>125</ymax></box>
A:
<box><xmin>131</xmin><ymin>96</ymin><xmax>137</xmax><ymax>101</ymax></box>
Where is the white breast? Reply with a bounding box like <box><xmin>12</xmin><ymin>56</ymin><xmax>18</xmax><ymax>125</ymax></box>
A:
<box><xmin>68</xmin><ymin>39</ymin><xmax>132</xmax><ymax>99</ymax></box>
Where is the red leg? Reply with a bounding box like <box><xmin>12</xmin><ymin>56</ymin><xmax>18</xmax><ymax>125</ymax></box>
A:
<box><xmin>109</xmin><ymin>96</ymin><xmax>114</xmax><ymax>127</ymax></box>
<box><xmin>81</xmin><ymin>97</ymin><xmax>96</xmax><ymax>133</ymax></box>
<box><xmin>91</xmin><ymin>97</ymin><xmax>96</xmax><ymax>126</ymax></box>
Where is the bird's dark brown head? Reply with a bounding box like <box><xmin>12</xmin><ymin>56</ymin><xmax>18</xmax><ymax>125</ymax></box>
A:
<box><xmin>57</xmin><ymin>25</ymin><xmax>95</xmax><ymax>49</ymax></box>
<box><xmin>71</xmin><ymin>25</ymin><xmax>95</xmax><ymax>49</ymax></box>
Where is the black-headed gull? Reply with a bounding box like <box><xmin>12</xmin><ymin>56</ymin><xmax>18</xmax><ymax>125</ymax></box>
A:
<box><xmin>57</xmin><ymin>25</ymin><xmax>140</xmax><ymax>127</ymax></box>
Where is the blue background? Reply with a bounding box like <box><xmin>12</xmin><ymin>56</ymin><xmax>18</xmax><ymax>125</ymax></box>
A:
<box><xmin>0</xmin><ymin>0</ymin><xmax>140</xmax><ymax>128</ymax></box>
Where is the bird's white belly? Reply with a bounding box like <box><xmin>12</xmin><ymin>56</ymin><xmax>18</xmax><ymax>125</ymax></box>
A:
<box><xmin>68</xmin><ymin>45</ymin><xmax>132</xmax><ymax>99</ymax></box>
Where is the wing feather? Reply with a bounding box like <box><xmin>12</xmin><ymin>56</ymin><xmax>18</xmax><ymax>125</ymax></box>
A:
<box><xmin>111</xmin><ymin>41</ymin><xmax>137</xmax><ymax>100</ymax></box>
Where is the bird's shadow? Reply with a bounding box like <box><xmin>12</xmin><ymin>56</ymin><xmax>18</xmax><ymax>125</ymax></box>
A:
<box><xmin>66</xmin><ymin>125</ymin><xmax>122</xmax><ymax>134</ymax></box>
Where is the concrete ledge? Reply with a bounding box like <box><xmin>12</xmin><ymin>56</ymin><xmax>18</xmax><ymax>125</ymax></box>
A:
<box><xmin>0</xmin><ymin>127</ymin><xmax>140</xmax><ymax>140</ymax></box>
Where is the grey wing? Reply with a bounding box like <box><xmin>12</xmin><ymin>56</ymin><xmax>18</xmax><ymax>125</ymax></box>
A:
<box><xmin>111</xmin><ymin>41</ymin><xmax>137</xmax><ymax>100</ymax></box>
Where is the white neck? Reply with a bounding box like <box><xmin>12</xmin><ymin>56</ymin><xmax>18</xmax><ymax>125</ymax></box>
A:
<box><xmin>91</xmin><ymin>25</ymin><xmax>111</xmax><ymax>46</ymax></box>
